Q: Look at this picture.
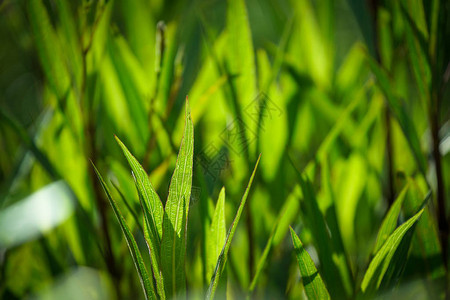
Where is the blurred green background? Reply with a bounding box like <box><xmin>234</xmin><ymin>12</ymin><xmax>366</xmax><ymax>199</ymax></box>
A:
<box><xmin>0</xmin><ymin>0</ymin><xmax>449</xmax><ymax>299</ymax></box>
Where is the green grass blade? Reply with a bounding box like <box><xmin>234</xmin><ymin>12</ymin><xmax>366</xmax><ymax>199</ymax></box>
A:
<box><xmin>290</xmin><ymin>228</ymin><xmax>331</xmax><ymax>300</ymax></box>
<box><xmin>92</xmin><ymin>164</ymin><xmax>157</xmax><ymax>300</ymax></box>
<box><xmin>115</xmin><ymin>136</ymin><xmax>164</xmax><ymax>239</ymax></box>
<box><xmin>134</xmin><ymin>179</ymin><xmax>166</xmax><ymax>300</ymax></box>
<box><xmin>402</xmin><ymin>182</ymin><xmax>445</xmax><ymax>279</ymax></box>
<box><xmin>373</xmin><ymin>185</ymin><xmax>409</xmax><ymax>254</ymax></box>
<box><xmin>206</xmin><ymin>154</ymin><xmax>261</xmax><ymax>300</ymax></box>
<box><xmin>115</xmin><ymin>136</ymin><xmax>166</xmax><ymax>299</ymax></box>
<box><xmin>361</xmin><ymin>208</ymin><xmax>425</xmax><ymax>294</ymax></box>
<box><xmin>296</xmin><ymin>175</ymin><xmax>349</xmax><ymax>299</ymax></box>
<box><xmin>161</xmin><ymin>99</ymin><xmax>194</xmax><ymax>298</ymax></box>
<box><xmin>206</xmin><ymin>187</ymin><xmax>227</xmax><ymax>281</ymax></box>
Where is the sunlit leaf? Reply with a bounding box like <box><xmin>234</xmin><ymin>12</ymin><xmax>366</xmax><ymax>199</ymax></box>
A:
<box><xmin>290</xmin><ymin>227</ymin><xmax>330</xmax><ymax>300</ymax></box>
<box><xmin>373</xmin><ymin>185</ymin><xmax>409</xmax><ymax>254</ymax></box>
<box><xmin>206</xmin><ymin>155</ymin><xmax>261</xmax><ymax>300</ymax></box>
<box><xmin>206</xmin><ymin>187</ymin><xmax>226</xmax><ymax>281</ymax></box>
<box><xmin>161</xmin><ymin>99</ymin><xmax>193</xmax><ymax>298</ymax></box>
<box><xmin>115</xmin><ymin>136</ymin><xmax>165</xmax><ymax>299</ymax></box>
<box><xmin>361</xmin><ymin>208</ymin><xmax>424</xmax><ymax>294</ymax></box>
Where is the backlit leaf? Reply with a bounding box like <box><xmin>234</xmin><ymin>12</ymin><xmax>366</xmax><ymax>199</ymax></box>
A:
<box><xmin>290</xmin><ymin>227</ymin><xmax>330</xmax><ymax>300</ymax></box>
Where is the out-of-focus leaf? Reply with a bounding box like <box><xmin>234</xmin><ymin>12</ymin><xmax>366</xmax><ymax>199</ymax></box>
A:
<box><xmin>319</xmin><ymin>158</ymin><xmax>354</xmax><ymax>294</ymax></box>
<box><xmin>110</xmin><ymin>34</ymin><xmax>149</xmax><ymax>142</ymax></box>
<box><xmin>27</xmin><ymin>0</ymin><xmax>70</xmax><ymax>99</ymax></box>
<box><xmin>345</xmin><ymin>0</ymin><xmax>376</xmax><ymax>55</ymax></box>
<box><xmin>261</xmin><ymin>16</ymin><xmax>294</xmax><ymax>93</ymax></box>
<box><xmin>377</xmin><ymin>8</ymin><xmax>393</xmax><ymax>70</ymax></box>
<box><xmin>361</xmin><ymin>208</ymin><xmax>424</xmax><ymax>294</ymax></box>
<box><xmin>55</xmin><ymin>0</ymin><xmax>83</xmax><ymax>91</ymax></box>
<box><xmin>99</xmin><ymin>56</ymin><xmax>142</xmax><ymax>153</ymax></box>
<box><xmin>92</xmin><ymin>164</ymin><xmax>157</xmax><ymax>300</ymax></box>
<box><xmin>248</xmin><ymin>202</ymin><xmax>287</xmax><ymax>292</ymax></box>
<box><xmin>366</xmin><ymin>56</ymin><xmax>427</xmax><ymax>175</ymax></box>
<box><xmin>0</xmin><ymin>181</ymin><xmax>75</xmax><ymax>249</ymax></box>
<box><xmin>226</xmin><ymin>0</ymin><xmax>256</xmax><ymax>103</ymax></box>
<box><xmin>273</xmin><ymin>187</ymin><xmax>300</xmax><ymax>245</ymax></box>
<box><xmin>33</xmin><ymin>267</ymin><xmax>113</xmax><ymax>300</ymax></box>
<box><xmin>289</xmin><ymin>0</ymin><xmax>330</xmax><ymax>88</ymax></box>
<box><xmin>226</xmin><ymin>0</ymin><xmax>257</xmax><ymax>153</ymax></box>
<box><xmin>206</xmin><ymin>155</ymin><xmax>261</xmax><ymax>300</ymax></box>
<box><xmin>373</xmin><ymin>185</ymin><xmax>409</xmax><ymax>254</ymax></box>
<box><xmin>290</xmin><ymin>227</ymin><xmax>331</xmax><ymax>300</ymax></box>
<box><xmin>115</xmin><ymin>136</ymin><xmax>165</xmax><ymax>299</ymax></box>
<box><xmin>401</xmin><ymin>4</ymin><xmax>431</xmax><ymax>106</ymax></box>
<box><xmin>336</xmin><ymin>153</ymin><xmax>367</xmax><ymax>251</ymax></box>
<box><xmin>206</xmin><ymin>187</ymin><xmax>226</xmax><ymax>281</ymax></box>
<box><xmin>161</xmin><ymin>99</ymin><xmax>193</xmax><ymax>298</ymax></box>
<box><xmin>154</xmin><ymin>23</ymin><xmax>177</xmax><ymax>114</ymax></box>
<box><xmin>119</xmin><ymin>0</ymin><xmax>156</xmax><ymax>80</ymax></box>
<box><xmin>336</xmin><ymin>43</ymin><xmax>367</xmax><ymax>93</ymax></box>
<box><xmin>0</xmin><ymin>109</ymin><xmax>59</xmax><ymax>180</ymax></box>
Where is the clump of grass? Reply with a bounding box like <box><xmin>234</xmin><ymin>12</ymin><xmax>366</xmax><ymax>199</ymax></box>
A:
<box><xmin>93</xmin><ymin>100</ymin><xmax>260</xmax><ymax>299</ymax></box>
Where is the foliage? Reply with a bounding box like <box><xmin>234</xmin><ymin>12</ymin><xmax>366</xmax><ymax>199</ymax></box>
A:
<box><xmin>0</xmin><ymin>0</ymin><xmax>449</xmax><ymax>299</ymax></box>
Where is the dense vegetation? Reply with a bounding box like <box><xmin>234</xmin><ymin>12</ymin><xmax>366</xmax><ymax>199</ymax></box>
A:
<box><xmin>0</xmin><ymin>0</ymin><xmax>449</xmax><ymax>299</ymax></box>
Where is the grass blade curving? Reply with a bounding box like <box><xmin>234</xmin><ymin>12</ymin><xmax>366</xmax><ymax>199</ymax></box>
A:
<box><xmin>206</xmin><ymin>154</ymin><xmax>261</xmax><ymax>300</ymax></box>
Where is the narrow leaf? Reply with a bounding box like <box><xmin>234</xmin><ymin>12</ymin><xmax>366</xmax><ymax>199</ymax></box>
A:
<box><xmin>403</xmin><ymin>182</ymin><xmax>445</xmax><ymax>279</ymax></box>
<box><xmin>206</xmin><ymin>187</ymin><xmax>227</xmax><ymax>281</ymax></box>
<box><xmin>290</xmin><ymin>228</ymin><xmax>331</xmax><ymax>300</ymax></box>
<box><xmin>92</xmin><ymin>164</ymin><xmax>156</xmax><ymax>300</ymax></box>
<box><xmin>361</xmin><ymin>208</ymin><xmax>425</xmax><ymax>294</ymax></box>
<box><xmin>373</xmin><ymin>185</ymin><xmax>409</xmax><ymax>254</ymax></box>
<box><xmin>296</xmin><ymin>175</ymin><xmax>349</xmax><ymax>299</ymax></box>
<box><xmin>115</xmin><ymin>136</ymin><xmax>165</xmax><ymax>299</ymax></box>
<box><xmin>206</xmin><ymin>154</ymin><xmax>261</xmax><ymax>300</ymax></box>
<box><xmin>115</xmin><ymin>136</ymin><xmax>164</xmax><ymax>239</ymax></box>
<box><xmin>161</xmin><ymin>98</ymin><xmax>194</xmax><ymax>298</ymax></box>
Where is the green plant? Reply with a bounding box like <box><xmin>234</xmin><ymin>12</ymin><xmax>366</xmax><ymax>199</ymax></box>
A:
<box><xmin>0</xmin><ymin>0</ymin><xmax>449</xmax><ymax>299</ymax></box>
<box><xmin>93</xmin><ymin>101</ymin><xmax>260</xmax><ymax>299</ymax></box>
<box><xmin>289</xmin><ymin>176</ymin><xmax>429</xmax><ymax>299</ymax></box>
